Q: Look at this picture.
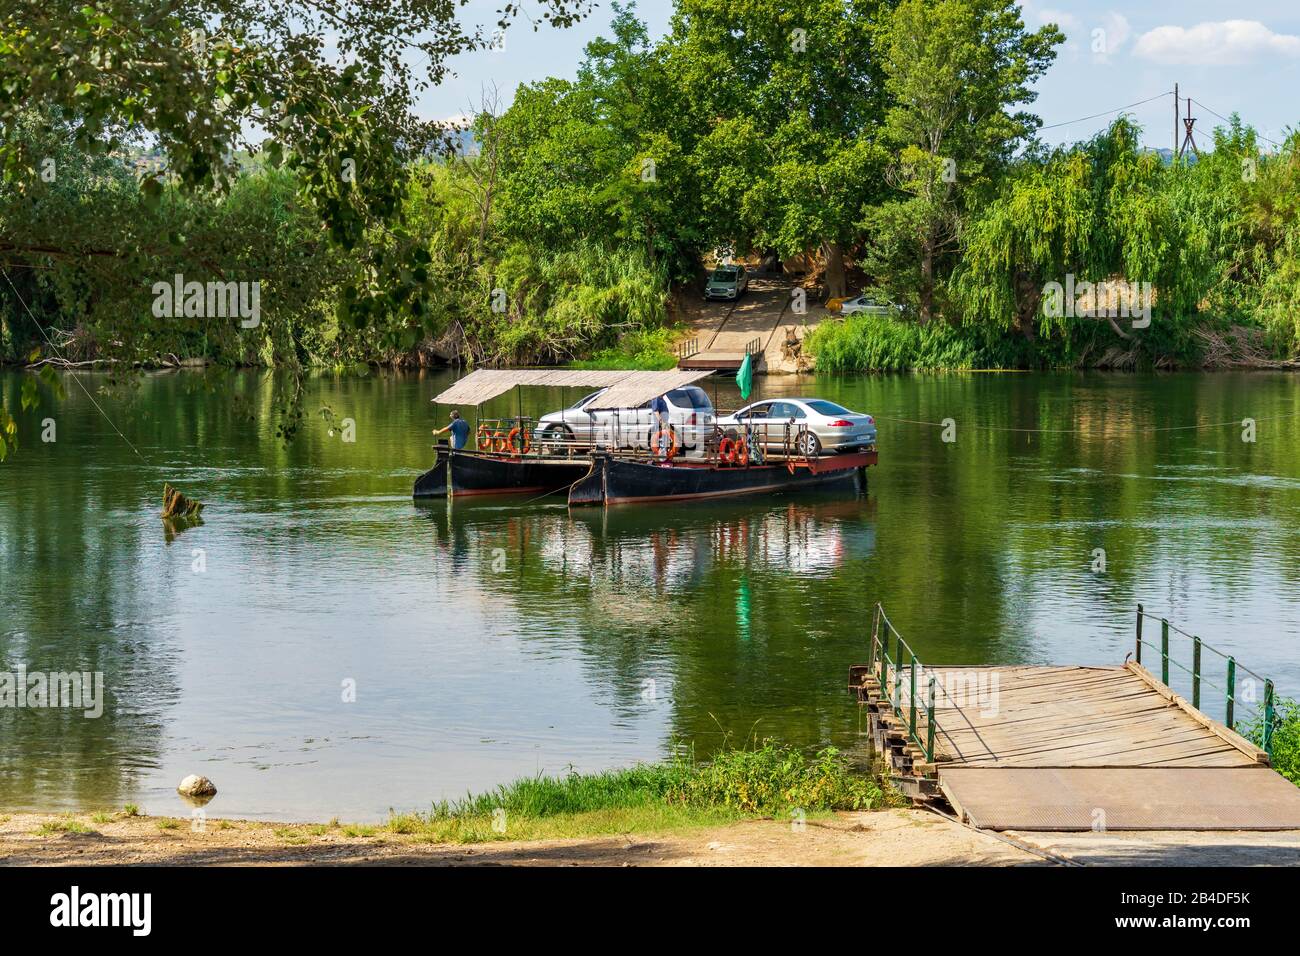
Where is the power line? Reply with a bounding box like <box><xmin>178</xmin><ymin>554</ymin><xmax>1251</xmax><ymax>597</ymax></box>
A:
<box><xmin>1191</xmin><ymin>98</ymin><xmax>1285</xmax><ymax>150</ymax></box>
<box><xmin>1038</xmin><ymin>91</ymin><xmax>1172</xmax><ymax>131</ymax></box>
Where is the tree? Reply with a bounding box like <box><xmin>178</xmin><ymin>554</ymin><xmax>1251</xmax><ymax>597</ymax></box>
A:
<box><xmin>868</xmin><ymin>0</ymin><xmax>1062</xmax><ymax>322</ymax></box>
<box><xmin>666</xmin><ymin>0</ymin><xmax>891</xmax><ymax>298</ymax></box>
<box><xmin>0</xmin><ymin>1</ymin><xmax>592</xmax><ymax>451</ymax></box>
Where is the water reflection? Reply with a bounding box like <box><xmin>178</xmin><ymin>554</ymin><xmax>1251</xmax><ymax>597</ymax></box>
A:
<box><xmin>4</xmin><ymin>368</ymin><xmax>1300</xmax><ymax>820</ymax></box>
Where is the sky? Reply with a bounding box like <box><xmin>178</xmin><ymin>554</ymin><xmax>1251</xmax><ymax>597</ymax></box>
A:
<box><xmin>417</xmin><ymin>0</ymin><xmax>1300</xmax><ymax>152</ymax></box>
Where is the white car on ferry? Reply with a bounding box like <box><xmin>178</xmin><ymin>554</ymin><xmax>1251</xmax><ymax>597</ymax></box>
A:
<box><xmin>718</xmin><ymin>398</ymin><xmax>877</xmax><ymax>457</ymax></box>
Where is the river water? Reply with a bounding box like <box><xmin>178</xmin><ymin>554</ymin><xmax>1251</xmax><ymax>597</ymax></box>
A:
<box><xmin>2</xmin><ymin>368</ymin><xmax>1298</xmax><ymax>821</ymax></box>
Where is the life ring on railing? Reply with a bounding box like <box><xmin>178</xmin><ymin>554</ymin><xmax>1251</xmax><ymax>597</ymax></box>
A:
<box><xmin>734</xmin><ymin>436</ymin><xmax>749</xmax><ymax>467</ymax></box>
<box><xmin>651</xmin><ymin>428</ymin><xmax>678</xmax><ymax>461</ymax></box>
<box><xmin>718</xmin><ymin>436</ymin><xmax>735</xmax><ymax>464</ymax></box>
<box><xmin>491</xmin><ymin>430</ymin><xmax>509</xmax><ymax>453</ymax></box>
<box><xmin>476</xmin><ymin>425</ymin><xmax>493</xmax><ymax>451</ymax></box>
<box><xmin>506</xmin><ymin>426</ymin><xmax>531</xmax><ymax>455</ymax></box>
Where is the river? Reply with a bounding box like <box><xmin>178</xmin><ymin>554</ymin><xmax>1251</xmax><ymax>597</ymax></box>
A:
<box><xmin>2</xmin><ymin>367</ymin><xmax>1298</xmax><ymax>821</ymax></box>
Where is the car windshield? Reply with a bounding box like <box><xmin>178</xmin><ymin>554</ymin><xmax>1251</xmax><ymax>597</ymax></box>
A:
<box><xmin>806</xmin><ymin>400</ymin><xmax>852</xmax><ymax>416</ymax></box>
<box><xmin>667</xmin><ymin>386</ymin><xmax>713</xmax><ymax>411</ymax></box>
<box><xmin>574</xmin><ymin>389</ymin><xmax>606</xmax><ymax>408</ymax></box>
<box><xmin>710</xmin><ymin>268</ymin><xmax>738</xmax><ymax>281</ymax></box>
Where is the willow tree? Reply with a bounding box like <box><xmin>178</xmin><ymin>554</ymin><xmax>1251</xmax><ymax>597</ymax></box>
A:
<box><xmin>952</xmin><ymin>118</ymin><xmax>1214</xmax><ymax>347</ymax></box>
<box><xmin>867</xmin><ymin>0</ymin><xmax>1061</xmax><ymax>323</ymax></box>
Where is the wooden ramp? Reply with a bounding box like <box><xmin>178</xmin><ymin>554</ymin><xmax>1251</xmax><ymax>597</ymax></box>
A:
<box><xmin>850</xmin><ymin>609</ymin><xmax>1300</xmax><ymax>832</ymax></box>
<box><xmin>924</xmin><ymin>664</ymin><xmax>1261</xmax><ymax>769</ymax></box>
<box><xmin>939</xmin><ymin>767</ymin><xmax>1300</xmax><ymax>831</ymax></box>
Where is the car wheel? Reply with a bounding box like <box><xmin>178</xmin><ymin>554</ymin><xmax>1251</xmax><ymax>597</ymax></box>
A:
<box><xmin>796</xmin><ymin>432</ymin><xmax>821</xmax><ymax>457</ymax></box>
<box><xmin>542</xmin><ymin>424</ymin><xmax>574</xmax><ymax>454</ymax></box>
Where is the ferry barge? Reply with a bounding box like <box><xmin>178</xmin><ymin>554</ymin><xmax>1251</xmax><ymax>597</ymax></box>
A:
<box><xmin>413</xmin><ymin>369</ymin><xmax>876</xmax><ymax>506</ymax></box>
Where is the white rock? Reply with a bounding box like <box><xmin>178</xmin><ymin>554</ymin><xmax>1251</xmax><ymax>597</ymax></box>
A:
<box><xmin>177</xmin><ymin>774</ymin><xmax>217</xmax><ymax>797</ymax></box>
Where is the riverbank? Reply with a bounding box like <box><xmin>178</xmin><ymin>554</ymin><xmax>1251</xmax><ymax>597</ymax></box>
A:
<box><xmin>10</xmin><ymin>810</ymin><xmax>1300</xmax><ymax>866</ymax></box>
<box><xmin>0</xmin><ymin>808</ymin><xmax>1038</xmax><ymax>866</ymax></box>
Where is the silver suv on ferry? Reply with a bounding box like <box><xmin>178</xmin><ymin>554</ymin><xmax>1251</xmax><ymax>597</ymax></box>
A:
<box><xmin>534</xmin><ymin>385</ymin><xmax>716</xmax><ymax>453</ymax></box>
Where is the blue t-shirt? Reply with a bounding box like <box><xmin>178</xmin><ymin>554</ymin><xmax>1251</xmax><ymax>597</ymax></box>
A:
<box><xmin>449</xmin><ymin>418</ymin><xmax>470</xmax><ymax>449</ymax></box>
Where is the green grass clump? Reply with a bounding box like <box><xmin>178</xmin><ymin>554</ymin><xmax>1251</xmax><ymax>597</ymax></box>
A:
<box><xmin>1246</xmin><ymin>696</ymin><xmax>1300</xmax><ymax>785</ymax></box>
<box><xmin>36</xmin><ymin>816</ymin><xmax>93</xmax><ymax>835</ymax></box>
<box><xmin>386</xmin><ymin>740</ymin><xmax>887</xmax><ymax>844</ymax></box>
<box><xmin>570</xmin><ymin>327</ymin><xmax>679</xmax><ymax>370</ymax></box>
<box><xmin>122</xmin><ymin>804</ymin><xmax>140</xmax><ymax>817</ymax></box>
<box><xmin>806</xmin><ymin>314</ymin><xmax>980</xmax><ymax>372</ymax></box>
<box><xmin>668</xmin><ymin>743</ymin><xmax>885</xmax><ymax>814</ymax></box>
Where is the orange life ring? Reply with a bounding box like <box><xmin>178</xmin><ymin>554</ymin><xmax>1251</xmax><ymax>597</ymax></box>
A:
<box><xmin>476</xmin><ymin>424</ymin><xmax>493</xmax><ymax>451</ymax></box>
<box><xmin>718</xmin><ymin>436</ymin><xmax>735</xmax><ymax>464</ymax></box>
<box><xmin>734</xmin><ymin>436</ymin><xmax>750</xmax><ymax>467</ymax></box>
<box><xmin>651</xmin><ymin>428</ymin><xmax>678</xmax><ymax>461</ymax></box>
<box><xmin>787</xmin><ymin>456</ymin><xmax>796</xmax><ymax>475</ymax></box>
<box><xmin>491</xmin><ymin>430</ymin><xmax>509</xmax><ymax>452</ymax></box>
<box><xmin>507</xmin><ymin>426</ymin><xmax>531</xmax><ymax>455</ymax></box>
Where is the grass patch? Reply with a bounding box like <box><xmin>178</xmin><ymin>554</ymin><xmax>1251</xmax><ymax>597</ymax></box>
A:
<box><xmin>90</xmin><ymin>811</ymin><xmax>113</xmax><ymax>824</ymax></box>
<box><xmin>342</xmin><ymin>824</ymin><xmax>379</xmax><ymax>838</ymax></box>
<box><xmin>387</xmin><ymin>740</ymin><xmax>891</xmax><ymax>844</ymax></box>
<box><xmin>155</xmin><ymin>819</ymin><xmax>179</xmax><ymax>831</ymax></box>
<box><xmin>122</xmin><ymin>804</ymin><xmax>140</xmax><ymax>817</ymax></box>
<box><xmin>35</xmin><ymin>816</ymin><xmax>93</xmax><ymax>836</ymax></box>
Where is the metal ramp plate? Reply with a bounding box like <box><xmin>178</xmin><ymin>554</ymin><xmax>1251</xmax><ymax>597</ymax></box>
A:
<box><xmin>939</xmin><ymin>767</ymin><xmax>1300</xmax><ymax>831</ymax></box>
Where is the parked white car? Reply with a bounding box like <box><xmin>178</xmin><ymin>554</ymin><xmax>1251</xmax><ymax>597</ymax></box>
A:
<box><xmin>534</xmin><ymin>385</ymin><xmax>716</xmax><ymax>453</ymax></box>
<box><xmin>718</xmin><ymin>398</ymin><xmax>877</xmax><ymax>457</ymax></box>
<box><xmin>837</xmin><ymin>295</ymin><xmax>899</xmax><ymax>317</ymax></box>
<box><xmin>704</xmin><ymin>265</ymin><xmax>749</xmax><ymax>301</ymax></box>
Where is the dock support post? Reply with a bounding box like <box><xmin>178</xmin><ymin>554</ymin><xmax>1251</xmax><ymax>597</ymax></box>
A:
<box><xmin>1135</xmin><ymin>604</ymin><xmax>1143</xmax><ymax>664</ymax></box>
<box><xmin>869</xmin><ymin>606</ymin><xmax>879</xmax><ymax>673</ymax></box>
<box><xmin>1226</xmin><ymin>657</ymin><xmax>1237</xmax><ymax>729</ymax></box>
<box><xmin>1192</xmin><ymin>637</ymin><xmax>1202</xmax><ymax>709</ymax></box>
<box><xmin>926</xmin><ymin>675</ymin><xmax>936</xmax><ymax>763</ymax></box>
<box><xmin>909</xmin><ymin>654</ymin><xmax>917</xmax><ymax>741</ymax></box>
<box><xmin>1264</xmin><ymin>679</ymin><xmax>1276</xmax><ymax>759</ymax></box>
<box><xmin>1161</xmin><ymin>619</ymin><xmax>1170</xmax><ymax>685</ymax></box>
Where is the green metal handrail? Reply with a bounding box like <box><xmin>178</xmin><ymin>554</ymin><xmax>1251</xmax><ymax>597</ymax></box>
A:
<box><xmin>1134</xmin><ymin>604</ymin><xmax>1278</xmax><ymax>758</ymax></box>
<box><xmin>867</xmin><ymin>603</ymin><xmax>944</xmax><ymax>766</ymax></box>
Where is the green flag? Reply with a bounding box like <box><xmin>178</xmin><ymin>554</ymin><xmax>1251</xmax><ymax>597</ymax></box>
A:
<box><xmin>735</xmin><ymin>352</ymin><xmax>753</xmax><ymax>401</ymax></box>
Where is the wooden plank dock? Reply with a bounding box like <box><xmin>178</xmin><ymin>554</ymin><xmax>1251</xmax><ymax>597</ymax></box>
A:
<box><xmin>850</xmin><ymin>605</ymin><xmax>1300</xmax><ymax>832</ymax></box>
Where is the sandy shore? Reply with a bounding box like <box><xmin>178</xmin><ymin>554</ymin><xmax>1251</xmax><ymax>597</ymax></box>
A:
<box><xmin>8</xmin><ymin>810</ymin><xmax>1300</xmax><ymax>866</ymax></box>
<box><xmin>0</xmin><ymin>809</ymin><xmax>1038</xmax><ymax>866</ymax></box>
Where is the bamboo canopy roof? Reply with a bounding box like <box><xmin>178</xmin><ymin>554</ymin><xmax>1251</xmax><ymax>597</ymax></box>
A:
<box><xmin>430</xmin><ymin>368</ymin><xmax>715</xmax><ymax>409</ymax></box>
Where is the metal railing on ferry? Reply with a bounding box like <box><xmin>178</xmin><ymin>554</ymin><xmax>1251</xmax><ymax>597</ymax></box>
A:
<box><xmin>464</xmin><ymin>415</ymin><xmax>820</xmax><ymax>469</ymax></box>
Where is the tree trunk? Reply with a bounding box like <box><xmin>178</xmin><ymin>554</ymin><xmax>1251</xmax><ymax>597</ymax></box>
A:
<box><xmin>919</xmin><ymin>236</ymin><xmax>934</xmax><ymax>325</ymax></box>
<box><xmin>822</xmin><ymin>241</ymin><xmax>847</xmax><ymax>300</ymax></box>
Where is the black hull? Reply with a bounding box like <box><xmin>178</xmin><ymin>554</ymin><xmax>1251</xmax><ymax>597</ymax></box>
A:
<box><xmin>568</xmin><ymin>452</ymin><xmax>876</xmax><ymax>506</ymax></box>
<box><xmin>412</xmin><ymin>449</ymin><xmax>592</xmax><ymax>499</ymax></box>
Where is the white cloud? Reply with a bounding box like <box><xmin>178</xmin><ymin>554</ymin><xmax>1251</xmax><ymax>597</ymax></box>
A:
<box><xmin>1029</xmin><ymin>4</ymin><xmax>1083</xmax><ymax>33</ymax></box>
<box><xmin>1134</xmin><ymin>20</ymin><xmax>1300</xmax><ymax>65</ymax></box>
<box><xmin>1100</xmin><ymin>13</ymin><xmax>1131</xmax><ymax>52</ymax></box>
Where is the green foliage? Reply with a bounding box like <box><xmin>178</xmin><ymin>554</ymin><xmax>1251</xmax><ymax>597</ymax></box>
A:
<box><xmin>807</xmin><ymin>313</ymin><xmax>981</xmax><ymax>371</ymax></box>
<box><xmin>668</xmin><ymin>741</ymin><xmax>885</xmax><ymax>814</ymax></box>
<box><xmin>420</xmin><ymin>740</ymin><xmax>883</xmax><ymax>822</ymax></box>
<box><xmin>1246</xmin><ymin>697</ymin><xmax>1300</xmax><ymax>786</ymax></box>
<box><xmin>572</xmin><ymin>327</ymin><xmax>680</xmax><ymax>370</ymax></box>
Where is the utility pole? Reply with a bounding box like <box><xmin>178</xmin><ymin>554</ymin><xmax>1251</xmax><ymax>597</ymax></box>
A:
<box><xmin>1173</xmin><ymin>83</ymin><xmax>1179</xmax><ymax>160</ymax></box>
<box><xmin>1180</xmin><ymin>94</ymin><xmax>1200</xmax><ymax>159</ymax></box>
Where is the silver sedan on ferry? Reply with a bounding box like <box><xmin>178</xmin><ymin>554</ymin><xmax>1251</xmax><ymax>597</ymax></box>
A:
<box><xmin>718</xmin><ymin>398</ymin><xmax>877</xmax><ymax>457</ymax></box>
